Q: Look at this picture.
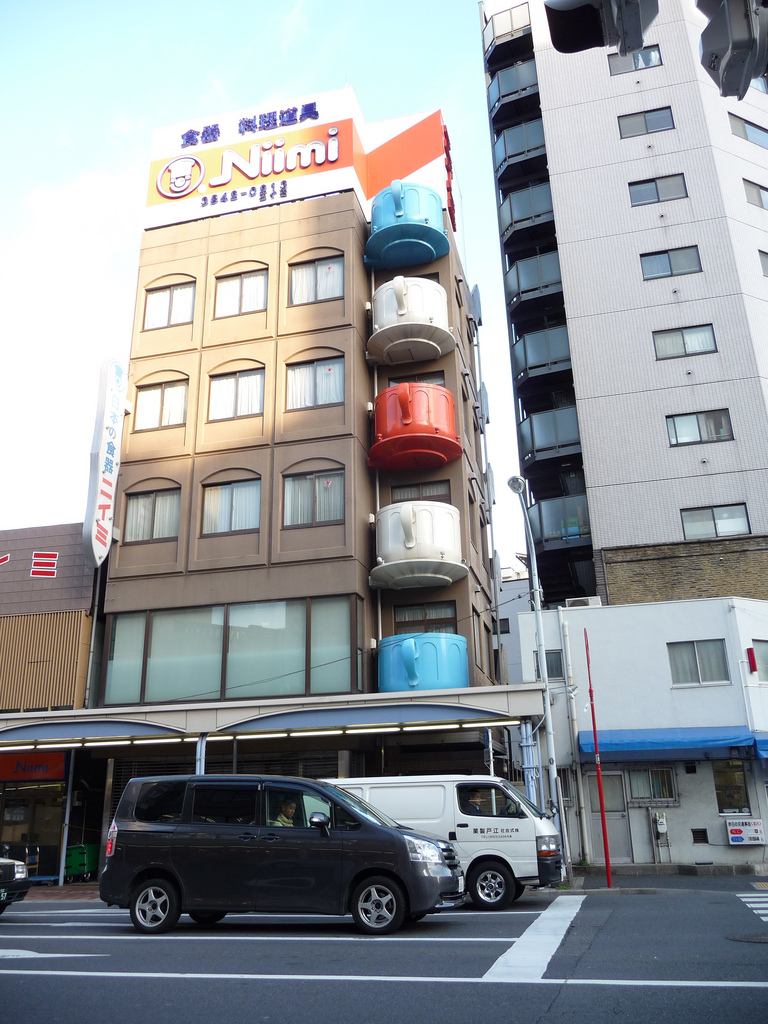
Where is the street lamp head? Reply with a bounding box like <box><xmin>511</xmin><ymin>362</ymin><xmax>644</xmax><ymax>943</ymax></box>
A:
<box><xmin>508</xmin><ymin>475</ymin><xmax>526</xmax><ymax>495</ymax></box>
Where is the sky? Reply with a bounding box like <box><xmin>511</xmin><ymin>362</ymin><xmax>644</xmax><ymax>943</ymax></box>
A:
<box><xmin>0</xmin><ymin>0</ymin><xmax>526</xmax><ymax>564</ymax></box>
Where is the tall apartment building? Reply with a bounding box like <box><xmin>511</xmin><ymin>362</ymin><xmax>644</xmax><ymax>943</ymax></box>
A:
<box><xmin>480</xmin><ymin>0</ymin><xmax>768</xmax><ymax>607</ymax></box>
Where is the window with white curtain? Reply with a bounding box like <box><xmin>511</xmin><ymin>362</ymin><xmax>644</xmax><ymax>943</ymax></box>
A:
<box><xmin>283</xmin><ymin>470</ymin><xmax>344</xmax><ymax>526</ymax></box>
<box><xmin>667</xmin><ymin>640</ymin><xmax>729</xmax><ymax>686</ymax></box>
<box><xmin>124</xmin><ymin>489</ymin><xmax>181</xmax><ymax>542</ymax></box>
<box><xmin>143</xmin><ymin>282</ymin><xmax>195</xmax><ymax>329</ymax></box>
<box><xmin>394</xmin><ymin>601</ymin><xmax>457</xmax><ymax>634</ymax></box>
<box><xmin>289</xmin><ymin>256</ymin><xmax>344</xmax><ymax>304</ymax></box>
<box><xmin>214</xmin><ymin>270</ymin><xmax>267</xmax><ymax>317</ymax></box>
<box><xmin>209</xmin><ymin>369</ymin><xmax>264</xmax><ymax>420</ymax></box>
<box><xmin>681</xmin><ymin>503</ymin><xmax>749</xmax><ymax>540</ymax></box>
<box><xmin>753</xmin><ymin>640</ymin><xmax>768</xmax><ymax>681</ymax></box>
<box><xmin>653</xmin><ymin>324</ymin><xmax>716</xmax><ymax>359</ymax></box>
<box><xmin>666</xmin><ymin>409</ymin><xmax>732</xmax><ymax>446</ymax></box>
<box><xmin>134</xmin><ymin>382</ymin><xmax>188</xmax><ymax>430</ymax></box>
<box><xmin>202</xmin><ymin>480</ymin><xmax>260</xmax><ymax>534</ymax></box>
<box><xmin>286</xmin><ymin>357</ymin><xmax>344</xmax><ymax>409</ymax></box>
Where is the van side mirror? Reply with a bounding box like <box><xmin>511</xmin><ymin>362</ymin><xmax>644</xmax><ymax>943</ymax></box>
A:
<box><xmin>309</xmin><ymin>812</ymin><xmax>331</xmax><ymax>835</ymax></box>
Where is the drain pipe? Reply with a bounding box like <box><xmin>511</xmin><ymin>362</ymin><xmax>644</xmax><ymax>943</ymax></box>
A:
<box><xmin>559</xmin><ymin>607</ymin><xmax>590</xmax><ymax>863</ymax></box>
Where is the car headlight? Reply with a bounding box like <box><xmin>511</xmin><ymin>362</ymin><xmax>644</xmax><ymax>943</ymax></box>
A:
<box><xmin>536</xmin><ymin>835</ymin><xmax>559</xmax><ymax>856</ymax></box>
<box><xmin>405</xmin><ymin>836</ymin><xmax>443</xmax><ymax>864</ymax></box>
<box><xmin>14</xmin><ymin>862</ymin><xmax>28</xmax><ymax>880</ymax></box>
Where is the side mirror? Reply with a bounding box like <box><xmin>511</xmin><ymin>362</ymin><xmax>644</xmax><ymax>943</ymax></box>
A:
<box><xmin>309</xmin><ymin>812</ymin><xmax>331</xmax><ymax>834</ymax></box>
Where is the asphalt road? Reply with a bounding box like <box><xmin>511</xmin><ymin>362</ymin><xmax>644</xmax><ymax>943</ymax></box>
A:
<box><xmin>2</xmin><ymin>882</ymin><xmax>767</xmax><ymax>1023</ymax></box>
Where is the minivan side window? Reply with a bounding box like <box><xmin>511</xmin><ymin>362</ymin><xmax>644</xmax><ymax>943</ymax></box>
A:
<box><xmin>134</xmin><ymin>780</ymin><xmax>186</xmax><ymax>823</ymax></box>
<box><xmin>332</xmin><ymin>802</ymin><xmax>361</xmax><ymax>830</ymax></box>
<box><xmin>458</xmin><ymin>784</ymin><xmax>519</xmax><ymax>818</ymax></box>
<box><xmin>191</xmin><ymin>785</ymin><xmax>258</xmax><ymax>825</ymax></box>
<box><xmin>265</xmin><ymin>787</ymin><xmax>331</xmax><ymax>828</ymax></box>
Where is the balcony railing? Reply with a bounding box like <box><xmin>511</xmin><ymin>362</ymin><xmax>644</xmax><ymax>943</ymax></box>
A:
<box><xmin>493</xmin><ymin>119</ymin><xmax>545</xmax><ymax>174</ymax></box>
<box><xmin>504</xmin><ymin>251</ymin><xmax>561</xmax><ymax>306</ymax></box>
<box><xmin>512</xmin><ymin>325</ymin><xmax>571</xmax><ymax>378</ymax></box>
<box><xmin>482</xmin><ymin>3</ymin><xmax>531</xmax><ymax>54</ymax></box>
<box><xmin>488</xmin><ymin>59</ymin><xmax>538</xmax><ymax>112</ymax></box>
<box><xmin>528</xmin><ymin>495</ymin><xmax>591</xmax><ymax>546</ymax></box>
<box><xmin>499</xmin><ymin>182</ymin><xmax>553</xmax><ymax>237</ymax></box>
<box><xmin>518</xmin><ymin>406</ymin><xmax>580</xmax><ymax>461</ymax></box>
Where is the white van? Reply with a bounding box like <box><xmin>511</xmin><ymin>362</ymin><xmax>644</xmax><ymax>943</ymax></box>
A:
<box><xmin>330</xmin><ymin>775</ymin><xmax>561</xmax><ymax>910</ymax></box>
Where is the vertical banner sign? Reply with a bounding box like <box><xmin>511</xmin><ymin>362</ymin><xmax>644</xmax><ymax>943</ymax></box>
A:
<box><xmin>83</xmin><ymin>361</ymin><xmax>127</xmax><ymax>568</ymax></box>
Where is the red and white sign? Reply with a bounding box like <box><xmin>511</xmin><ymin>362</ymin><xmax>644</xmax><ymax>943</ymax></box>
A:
<box><xmin>30</xmin><ymin>552</ymin><xmax>58</xmax><ymax>578</ymax></box>
<box><xmin>725</xmin><ymin>818</ymin><xmax>765</xmax><ymax>845</ymax></box>
<box><xmin>83</xmin><ymin>361</ymin><xmax>128</xmax><ymax>568</ymax></box>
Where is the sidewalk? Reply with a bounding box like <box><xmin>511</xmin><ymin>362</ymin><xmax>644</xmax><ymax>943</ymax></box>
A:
<box><xmin>24</xmin><ymin>882</ymin><xmax>101</xmax><ymax>902</ymax></box>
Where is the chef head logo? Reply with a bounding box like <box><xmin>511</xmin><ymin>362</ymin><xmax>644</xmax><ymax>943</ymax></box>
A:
<box><xmin>156</xmin><ymin>156</ymin><xmax>205</xmax><ymax>198</ymax></box>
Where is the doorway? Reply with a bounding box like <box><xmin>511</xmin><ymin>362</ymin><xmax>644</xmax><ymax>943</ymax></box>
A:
<box><xmin>587</xmin><ymin>772</ymin><xmax>632</xmax><ymax>864</ymax></box>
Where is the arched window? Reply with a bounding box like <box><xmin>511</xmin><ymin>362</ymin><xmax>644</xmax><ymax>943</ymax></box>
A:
<box><xmin>143</xmin><ymin>279</ymin><xmax>195</xmax><ymax>329</ymax></box>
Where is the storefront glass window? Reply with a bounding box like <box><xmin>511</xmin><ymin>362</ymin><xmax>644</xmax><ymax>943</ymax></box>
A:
<box><xmin>712</xmin><ymin>760</ymin><xmax>750</xmax><ymax>814</ymax></box>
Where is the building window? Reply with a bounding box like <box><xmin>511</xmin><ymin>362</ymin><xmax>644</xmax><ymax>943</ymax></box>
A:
<box><xmin>143</xmin><ymin>282</ymin><xmax>194</xmax><ymax>329</ymax></box>
<box><xmin>653</xmin><ymin>324</ymin><xmax>716</xmax><ymax>359</ymax></box>
<box><xmin>666</xmin><ymin>409</ymin><xmax>732</xmax><ymax>446</ymax></box>
<box><xmin>712</xmin><ymin>760</ymin><xmax>750</xmax><ymax>815</ymax></box>
<box><xmin>760</xmin><ymin>251</ymin><xmax>768</xmax><ymax>277</ymax></box>
<box><xmin>202</xmin><ymin>480</ymin><xmax>260</xmax><ymax>535</ymax></box>
<box><xmin>388</xmin><ymin>371</ymin><xmax>446</xmax><ymax>387</ymax></box>
<box><xmin>283</xmin><ymin>470</ymin><xmax>344</xmax><ymax>526</ymax></box>
<box><xmin>753</xmin><ymin>640</ymin><xmax>768</xmax><ymax>681</ymax></box>
<box><xmin>743</xmin><ymin>179</ymin><xmax>768</xmax><ymax>210</ymax></box>
<box><xmin>628</xmin><ymin>767</ymin><xmax>675</xmax><ymax>804</ymax></box>
<box><xmin>667</xmin><ymin>639</ymin><xmax>729</xmax><ymax>686</ymax></box>
<box><xmin>640</xmin><ymin>246</ymin><xmax>701</xmax><ymax>280</ymax></box>
<box><xmin>214</xmin><ymin>270</ymin><xmax>267</xmax><ymax>318</ymax></box>
<box><xmin>289</xmin><ymin>257</ymin><xmax>343</xmax><ymax>305</ymax></box>
<box><xmin>394</xmin><ymin>601</ymin><xmax>457</xmax><ymax>635</ymax></box>
<box><xmin>629</xmin><ymin>173</ymin><xmax>687</xmax><ymax>207</ymax></box>
<box><xmin>134</xmin><ymin>382</ymin><xmax>188</xmax><ymax>430</ymax></box>
<box><xmin>534</xmin><ymin>649</ymin><xmax>564</xmax><ymax>680</ymax></box>
<box><xmin>391</xmin><ymin>480</ymin><xmax>451</xmax><ymax>503</ymax></box>
<box><xmin>751</xmin><ymin>77</ymin><xmax>768</xmax><ymax>93</ymax></box>
<box><xmin>618</xmin><ymin>106</ymin><xmax>674</xmax><ymax>139</ymax></box>
<box><xmin>209</xmin><ymin>369</ymin><xmax>264</xmax><ymax>421</ymax></box>
<box><xmin>499</xmin><ymin>617</ymin><xmax>510</xmax><ymax>635</ymax></box>
<box><xmin>286</xmin><ymin>357</ymin><xmax>344</xmax><ymax>409</ymax></box>
<box><xmin>681</xmin><ymin>503</ymin><xmax>749</xmax><ymax>540</ymax></box>
<box><xmin>730</xmin><ymin>112</ymin><xmax>768</xmax><ymax>150</ymax></box>
<box><xmin>609</xmin><ymin>45</ymin><xmax>662</xmax><ymax>75</ymax></box>
<box><xmin>124</xmin><ymin>489</ymin><xmax>180</xmax><ymax>543</ymax></box>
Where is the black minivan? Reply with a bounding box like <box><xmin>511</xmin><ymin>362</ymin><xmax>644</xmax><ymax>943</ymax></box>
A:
<box><xmin>100</xmin><ymin>774</ymin><xmax>465</xmax><ymax>935</ymax></box>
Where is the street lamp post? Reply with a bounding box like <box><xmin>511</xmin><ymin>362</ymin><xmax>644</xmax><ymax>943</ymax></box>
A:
<box><xmin>508</xmin><ymin>476</ymin><xmax>560</xmax><ymax>834</ymax></box>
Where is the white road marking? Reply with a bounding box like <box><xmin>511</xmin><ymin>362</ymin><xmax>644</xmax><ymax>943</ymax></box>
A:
<box><xmin>0</xmin><ymin>950</ymin><xmax>107</xmax><ymax>959</ymax></box>
<box><xmin>482</xmin><ymin>895</ymin><xmax>584</xmax><ymax>982</ymax></box>
<box><xmin>0</xmin><ymin>933</ymin><xmax>513</xmax><ymax>943</ymax></box>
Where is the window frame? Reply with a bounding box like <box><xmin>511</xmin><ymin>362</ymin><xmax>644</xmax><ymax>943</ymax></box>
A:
<box><xmin>640</xmin><ymin>246</ymin><xmax>701</xmax><ymax>281</ymax></box>
<box><xmin>618</xmin><ymin>106</ymin><xmax>674</xmax><ymax>139</ymax></box>
<box><xmin>753</xmin><ymin>640</ymin><xmax>768</xmax><ymax>681</ymax></box>
<box><xmin>629</xmin><ymin>173</ymin><xmax>687</xmax><ymax>207</ymax></box>
<box><xmin>213</xmin><ymin>269</ymin><xmax>268</xmax><ymax>319</ymax></box>
<box><xmin>730</xmin><ymin>112</ymin><xmax>768</xmax><ymax>150</ymax></box>
<box><xmin>653</xmin><ymin>324</ymin><xmax>717</xmax><ymax>360</ymax></box>
<box><xmin>743</xmin><ymin>179</ymin><xmax>768</xmax><ymax>210</ymax></box>
<box><xmin>667</xmin><ymin>639</ymin><xmax>730</xmax><ymax>687</ymax></box>
<box><xmin>282</xmin><ymin>469</ymin><xmax>345</xmax><ymax>528</ymax></box>
<box><xmin>391</xmin><ymin>480</ymin><xmax>451</xmax><ymax>504</ymax></box>
<box><xmin>288</xmin><ymin>256</ymin><xmax>344</xmax><ymax>306</ymax></box>
<box><xmin>285</xmin><ymin>356</ymin><xmax>345</xmax><ymax>410</ymax></box>
<box><xmin>133</xmin><ymin>381</ymin><xmax>188</xmax><ymax>432</ymax></box>
<box><xmin>393</xmin><ymin>601</ymin><xmax>457</xmax><ymax>635</ymax></box>
<box><xmin>666</xmin><ymin>409</ymin><xmax>733</xmax><ymax>447</ymax></box>
<box><xmin>680</xmin><ymin>503</ymin><xmax>750</xmax><ymax>541</ymax></box>
<box><xmin>201</xmin><ymin>479</ymin><xmax>261</xmax><ymax>536</ymax></box>
<box><xmin>143</xmin><ymin>282</ymin><xmax>195</xmax><ymax>330</ymax></box>
<box><xmin>208</xmin><ymin>369</ymin><xmax>265</xmax><ymax>422</ymax></box>
<box><xmin>760</xmin><ymin>251</ymin><xmax>768</xmax><ymax>277</ymax></box>
<box><xmin>608</xmin><ymin>45</ymin><xmax>662</xmax><ymax>75</ymax></box>
<box><xmin>627</xmin><ymin>767</ymin><xmax>677</xmax><ymax>807</ymax></box>
<box><xmin>123</xmin><ymin>488</ymin><xmax>181</xmax><ymax>544</ymax></box>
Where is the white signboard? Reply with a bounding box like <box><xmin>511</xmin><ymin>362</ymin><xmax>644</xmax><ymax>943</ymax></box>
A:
<box><xmin>725</xmin><ymin>818</ymin><xmax>765</xmax><ymax>845</ymax></box>
<box><xmin>83</xmin><ymin>361</ymin><xmax>128</xmax><ymax>568</ymax></box>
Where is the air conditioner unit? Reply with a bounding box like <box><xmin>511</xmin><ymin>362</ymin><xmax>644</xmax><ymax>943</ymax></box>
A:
<box><xmin>565</xmin><ymin>596</ymin><xmax>602</xmax><ymax>608</ymax></box>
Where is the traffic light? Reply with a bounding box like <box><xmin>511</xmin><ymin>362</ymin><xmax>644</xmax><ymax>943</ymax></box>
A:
<box><xmin>543</xmin><ymin>0</ymin><xmax>659</xmax><ymax>55</ymax></box>
<box><xmin>697</xmin><ymin>0</ymin><xmax>768</xmax><ymax>99</ymax></box>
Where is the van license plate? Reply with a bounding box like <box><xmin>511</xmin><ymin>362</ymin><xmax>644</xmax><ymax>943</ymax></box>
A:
<box><xmin>0</xmin><ymin>889</ymin><xmax>7</xmax><ymax>902</ymax></box>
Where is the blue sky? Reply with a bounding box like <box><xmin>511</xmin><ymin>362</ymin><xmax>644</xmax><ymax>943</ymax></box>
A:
<box><xmin>0</xmin><ymin>0</ymin><xmax>524</xmax><ymax>562</ymax></box>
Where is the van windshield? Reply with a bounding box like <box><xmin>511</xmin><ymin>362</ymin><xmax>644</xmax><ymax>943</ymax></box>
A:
<box><xmin>499</xmin><ymin>780</ymin><xmax>547</xmax><ymax>819</ymax></box>
<box><xmin>319</xmin><ymin>782</ymin><xmax>400</xmax><ymax>829</ymax></box>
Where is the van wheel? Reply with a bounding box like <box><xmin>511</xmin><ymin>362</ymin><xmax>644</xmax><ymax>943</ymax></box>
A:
<box><xmin>130</xmin><ymin>878</ymin><xmax>181</xmax><ymax>934</ymax></box>
<box><xmin>188</xmin><ymin>911</ymin><xmax>227</xmax><ymax>926</ymax></box>
<box><xmin>351</xmin><ymin>876</ymin><xmax>406</xmax><ymax>935</ymax></box>
<box><xmin>468</xmin><ymin>863</ymin><xmax>515</xmax><ymax>911</ymax></box>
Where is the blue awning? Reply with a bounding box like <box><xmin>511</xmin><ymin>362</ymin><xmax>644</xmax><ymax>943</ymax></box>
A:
<box><xmin>755</xmin><ymin>733</ymin><xmax>768</xmax><ymax>759</ymax></box>
<box><xmin>0</xmin><ymin>719</ymin><xmax>185</xmax><ymax>743</ymax></box>
<box><xmin>579</xmin><ymin>726</ymin><xmax>757</xmax><ymax>762</ymax></box>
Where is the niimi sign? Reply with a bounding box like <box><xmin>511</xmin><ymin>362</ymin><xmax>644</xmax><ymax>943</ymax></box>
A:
<box><xmin>83</xmin><ymin>361</ymin><xmax>128</xmax><ymax>568</ymax></box>
<box><xmin>146</xmin><ymin>87</ymin><xmax>452</xmax><ymax>229</ymax></box>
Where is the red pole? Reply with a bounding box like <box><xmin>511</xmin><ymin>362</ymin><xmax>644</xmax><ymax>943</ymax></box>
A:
<box><xmin>584</xmin><ymin>628</ymin><xmax>612</xmax><ymax>888</ymax></box>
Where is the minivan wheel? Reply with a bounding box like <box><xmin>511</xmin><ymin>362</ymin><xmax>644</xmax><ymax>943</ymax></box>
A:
<box><xmin>468</xmin><ymin>863</ymin><xmax>515</xmax><ymax>911</ymax></box>
<box><xmin>129</xmin><ymin>878</ymin><xmax>181</xmax><ymax>934</ymax></box>
<box><xmin>188</xmin><ymin>911</ymin><xmax>227</xmax><ymax>926</ymax></box>
<box><xmin>351</xmin><ymin>876</ymin><xmax>406</xmax><ymax>935</ymax></box>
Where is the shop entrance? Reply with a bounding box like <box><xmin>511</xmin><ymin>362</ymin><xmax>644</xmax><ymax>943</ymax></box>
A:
<box><xmin>0</xmin><ymin>782</ymin><xmax>65</xmax><ymax>879</ymax></box>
